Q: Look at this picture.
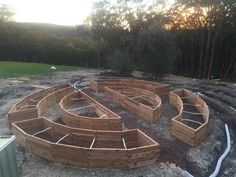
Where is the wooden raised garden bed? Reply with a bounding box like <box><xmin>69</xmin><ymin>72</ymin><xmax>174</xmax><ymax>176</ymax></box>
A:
<box><xmin>12</xmin><ymin>117</ymin><xmax>160</xmax><ymax>169</ymax></box>
<box><xmin>104</xmin><ymin>86</ymin><xmax>162</xmax><ymax>123</ymax></box>
<box><xmin>91</xmin><ymin>79</ymin><xmax>170</xmax><ymax>96</ymax></box>
<box><xmin>59</xmin><ymin>91</ymin><xmax>122</xmax><ymax>130</ymax></box>
<box><xmin>169</xmin><ymin>89</ymin><xmax>209</xmax><ymax>146</ymax></box>
<box><xmin>8</xmin><ymin>84</ymin><xmax>73</xmax><ymax>124</ymax></box>
<box><xmin>8</xmin><ymin>80</ymin><xmax>210</xmax><ymax>169</ymax></box>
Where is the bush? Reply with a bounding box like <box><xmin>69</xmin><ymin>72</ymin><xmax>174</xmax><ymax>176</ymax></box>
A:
<box><xmin>137</xmin><ymin>28</ymin><xmax>177</xmax><ymax>78</ymax></box>
<box><xmin>105</xmin><ymin>50</ymin><xmax>132</xmax><ymax>75</ymax></box>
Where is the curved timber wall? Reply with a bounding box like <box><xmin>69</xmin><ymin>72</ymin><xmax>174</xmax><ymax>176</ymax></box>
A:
<box><xmin>104</xmin><ymin>86</ymin><xmax>162</xmax><ymax>123</ymax></box>
<box><xmin>10</xmin><ymin>81</ymin><xmax>212</xmax><ymax>168</ymax></box>
<box><xmin>8</xmin><ymin>84</ymin><xmax>73</xmax><ymax>124</ymax></box>
<box><xmin>59</xmin><ymin>91</ymin><xmax>122</xmax><ymax>130</ymax></box>
<box><xmin>91</xmin><ymin>79</ymin><xmax>170</xmax><ymax>96</ymax></box>
<box><xmin>169</xmin><ymin>89</ymin><xmax>209</xmax><ymax>146</ymax></box>
<box><xmin>12</xmin><ymin>117</ymin><xmax>160</xmax><ymax>169</ymax></box>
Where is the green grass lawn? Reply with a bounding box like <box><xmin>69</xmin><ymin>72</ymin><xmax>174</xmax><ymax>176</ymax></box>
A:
<box><xmin>0</xmin><ymin>61</ymin><xmax>80</xmax><ymax>78</ymax></box>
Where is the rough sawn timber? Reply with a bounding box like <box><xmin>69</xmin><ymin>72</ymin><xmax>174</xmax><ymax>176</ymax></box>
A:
<box><xmin>169</xmin><ymin>89</ymin><xmax>209</xmax><ymax>146</ymax></box>
<box><xmin>8</xmin><ymin>84</ymin><xmax>73</xmax><ymax>125</ymax></box>
<box><xmin>91</xmin><ymin>79</ymin><xmax>170</xmax><ymax>96</ymax></box>
<box><xmin>104</xmin><ymin>86</ymin><xmax>162</xmax><ymax>123</ymax></box>
<box><xmin>60</xmin><ymin>91</ymin><xmax>122</xmax><ymax>130</ymax></box>
<box><xmin>12</xmin><ymin>117</ymin><xmax>160</xmax><ymax>169</ymax></box>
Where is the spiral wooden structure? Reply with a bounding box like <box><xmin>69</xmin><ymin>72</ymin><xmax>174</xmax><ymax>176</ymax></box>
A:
<box><xmin>8</xmin><ymin>79</ymin><xmax>210</xmax><ymax>169</ymax></box>
<box><xmin>8</xmin><ymin>81</ymin><xmax>161</xmax><ymax>169</ymax></box>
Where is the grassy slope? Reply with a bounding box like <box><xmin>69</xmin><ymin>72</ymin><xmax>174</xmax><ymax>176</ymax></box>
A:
<box><xmin>0</xmin><ymin>61</ymin><xmax>80</xmax><ymax>78</ymax></box>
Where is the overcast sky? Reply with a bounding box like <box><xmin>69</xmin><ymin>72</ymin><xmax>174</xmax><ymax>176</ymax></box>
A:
<box><xmin>0</xmin><ymin>0</ymin><xmax>174</xmax><ymax>26</ymax></box>
<box><xmin>0</xmin><ymin>0</ymin><xmax>96</xmax><ymax>26</ymax></box>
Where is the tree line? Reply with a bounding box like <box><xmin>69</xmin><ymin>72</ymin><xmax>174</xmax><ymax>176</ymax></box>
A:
<box><xmin>169</xmin><ymin>0</ymin><xmax>236</xmax><ymax>80</ymax></box>
<box><xmin>0</xmin><ymin>1</ymin><xmax>235</xmax><ymax>81</ymax></box>
<box><xmin>0</xmin><ymin>5</ymin><xmax>98</xmax><ymax>67</ymax></box>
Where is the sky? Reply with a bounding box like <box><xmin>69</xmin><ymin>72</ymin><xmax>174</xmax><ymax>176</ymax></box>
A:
<box><xmin>0</xmin><ymin>0</ymin><xmax>174</xmax><ymax>26</ymax></box>
<box><xmin>0</xmin><ymin>0</ymin><xmax>95</xmax><ymax>26</ymax></box>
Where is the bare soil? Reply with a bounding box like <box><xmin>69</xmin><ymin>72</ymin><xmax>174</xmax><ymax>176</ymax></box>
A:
<box><xmin>0</xmin><ymin>70</ymin><xmax>235</xmax><ymax>177</ymax></box>
<box><xmin>84</xmin><ymin>90</ymin><xmax>190</xmax><ymax>168</ymax></box>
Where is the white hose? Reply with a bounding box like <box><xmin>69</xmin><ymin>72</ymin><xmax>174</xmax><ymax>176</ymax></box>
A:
<box><xmin>209</xmin><ymin>124</ymin><xmax>231</xmax><ymax>177</ymax></box>
<box><xmin>184</xmin><ymin>170</ymin><xmax>194</xmax><ymax>177</ymax></box>
<box><xmin>73</xmin><ymin>81</ymin><xmax>81</xmax><ymax>91</ymax></box>
<box><xmin>73</xmin><ymin>83</ymin><xmax>231</xmax><ymax>177</ymax></box>
<box><xmin>184</xmin><ymin>123</ymin><xmax>231</xmax><ymax>177</ymax></box>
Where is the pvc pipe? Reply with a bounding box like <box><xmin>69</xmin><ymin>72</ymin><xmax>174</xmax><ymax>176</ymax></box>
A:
<box><xmin>184</xmin><ymin>123</ymin><xmax>231</xmax><ymax>177</ymax></box>
<box><xmin>184</xmin><ymin>170</ymin><xmax>194</xmax><ymax>177</ymax></box>
<box><xmin>209</xmin><ymin>124</ymin><xmax>231</xmax><ymax>177</ymax></box>
<box><xmin>229</xmin><ymin>106</ymin><xmax>236</xmax><ymax>112</ymax></box>
<box><xmin>73</xmin><ymin>81</ymin><xmax>80</xmax><ymax>91</ymax></box>
<box><xmin>73</xmin><ymin>81</ymin><xmax>232</xmax><ymax>176</ymax></box>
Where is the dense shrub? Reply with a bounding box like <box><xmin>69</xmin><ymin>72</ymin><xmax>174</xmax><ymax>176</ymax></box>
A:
<box><xmin>106</xmin><ymin>51</ymin><xmax>132</xmax><ymax>75</ymax></box>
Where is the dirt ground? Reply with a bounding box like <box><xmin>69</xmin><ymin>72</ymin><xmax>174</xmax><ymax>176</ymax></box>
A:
<box><xmin>0</xmin><ymin>69</ymin><xmax>235</xmax><ymax>177</ymax></box>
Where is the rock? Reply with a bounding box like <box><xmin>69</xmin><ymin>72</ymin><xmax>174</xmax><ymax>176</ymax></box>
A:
<box><xmin>186</xmin><ymin>116</ymin><xmax>226</xmax><ymax>177</ymax></box>
<box><xmin>132</xmin><ymin>71</ymin><xmax>144</xmax><ymax>78</ymax></box>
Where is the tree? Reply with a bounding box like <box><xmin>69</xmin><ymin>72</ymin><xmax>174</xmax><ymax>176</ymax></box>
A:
<box><xmin>0</xmin><ymin>4</ymin><xmax>14</xmax><ymax>23</ymax></box>
<box><xmin>137</xmin><ymin>24</ymin><xmax>177</xmax><ymax>78</ymax></box>
<box><xmin>167</xmin><ymin>0</ymin><xmax>236</xmax><ymax>81</ymax></box>
<box><xmin>87</xmin><ymin>0</ymin><xmax>176</xmax><ymax>77</ymax></box>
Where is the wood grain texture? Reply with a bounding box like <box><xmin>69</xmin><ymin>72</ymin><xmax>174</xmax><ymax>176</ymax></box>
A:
<box><xmin>60</xmin><ymin>91</ymin><xmax>122</xmax><ymax>130</ymax></box>
<box><xmin>12</xmin><ymin>117</ymin><xmax>160</xmax><ymax>169</ymax></box>
<box><xmin>91</xmin><ymin>79</ymin><xmax>170</xmax><ymax>96</ymax></box>
<box><xmin>169</xmin><ymin>89</ymin><xmax>209</xmax><ymax>146</ymax></box>
<box><xmin>8</xmin><ymin>84</ymin><xmax>73</xmax><ymax>125</ymax></box>
<box><xmin>8</xmin><ymin>82</ymin><xmax>162</xmax><ymax>168</ymax></box>
<box><xmin>104</xmin><ymin>86</ymin><xmax>162</xmax><ymax>123</ymax></box>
